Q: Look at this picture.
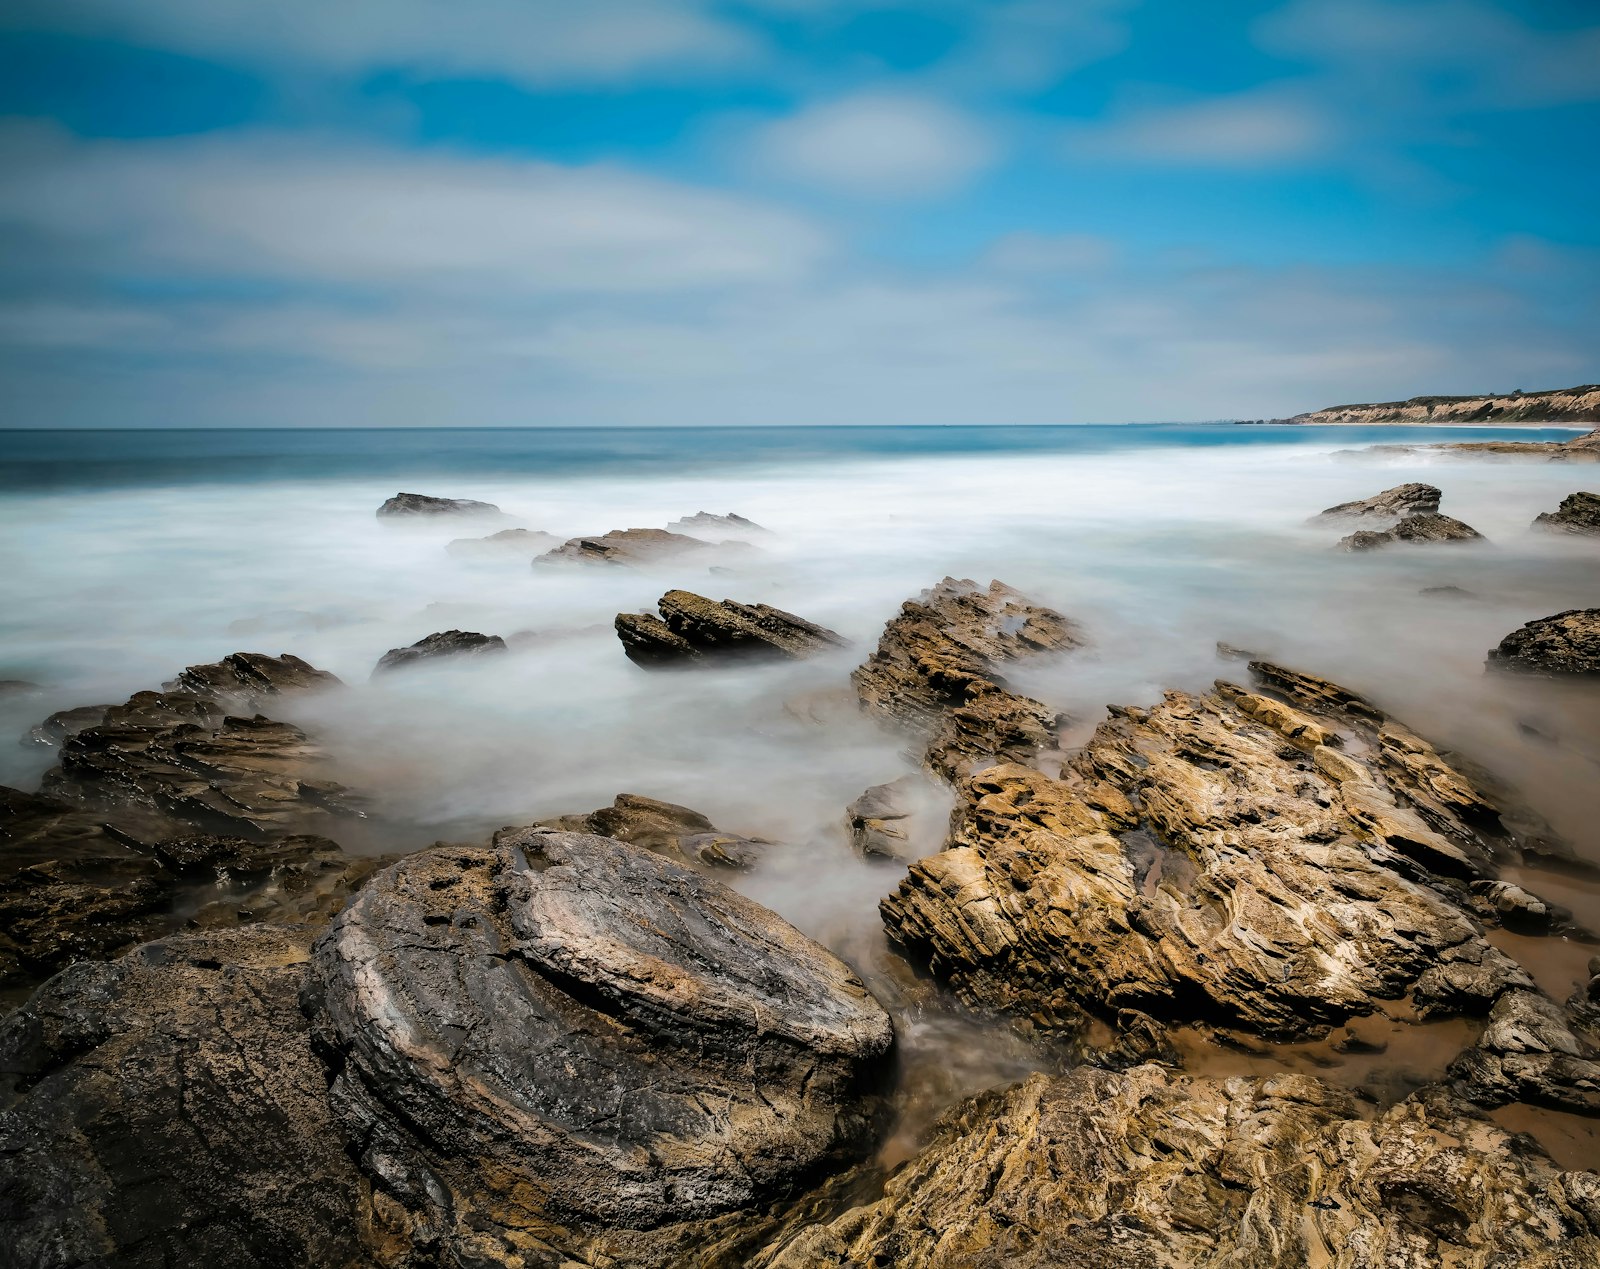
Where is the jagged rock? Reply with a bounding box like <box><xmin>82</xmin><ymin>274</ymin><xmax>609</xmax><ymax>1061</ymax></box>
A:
<box><xmin>373</xmin><ymin>628</ymin><xmax>508</xmax><ymax>674</ymax></box>
<box><xmin>445</xmin><ymin>527</ymin><xmax>562</xmax><ymax>558</ymax></box>
<box><xmin>758</xmin><ymin>1066</ymin><xmax>1600</xmax><ymax>1268</ymax></box>
<box><xmin>536</xmin><ymin>793</ymin><xmax>777</xmax><ymax>869</ymax></box>
<box><xmin>851</xmin><ymin>578</ymin><xmax>1083</xmax><ymax>778</ymax></box>
<box><xmin>23</xmin><ymin>702</ymin><xmax>111</xmax><ymax>748</ymax></box>
<box><xmin>165</xmin><ymin>650</ymin><xmax>343</xmax><ymax>706</ymax></box>
<box><xmin>1489</xmin><ymin>609</ymin><xmax>1600</xmax><ymax>676</ymax></box>
<box><xmin>845</xmin><ymin>776</ymin><xmax>947</xmax><ymax>863</ymax></box>
<box><xmin>1315</xmin><ymin>481</ymin><xmax>1442</xmax><ymax>522</ymax></box>
<box><xmin>536</xmin><ymin>527</ymin><xmax>716</xmax><ymax>568</ymax></box>
<box><xmin>666</xmin><ymin>511</ymin><xmax>768</xmax><ymax>537</ymax></box>
<box><xmin>1449</xmin><ymin>989</ymin><xmax>1600</xmax><ymax>1115</ymax></box>
<box><xmin>305</xmin><ymin>830</ymin><xmax>893</xmax><ymax>1263</ymax></box>
<box><xmin>377</xmin><ymin>491</ymin><xmax>500</xmax><ymax>517</ymax></box>
<box><xmin>1533</xmin><ymin>491</ymin><xmax>1600</xmax><ymax>535</ymax></box>
<box><xmin>616</xmin><ymin>590</ymin><xmax>845</xmax><ymax>667</ymax></box>
<box><xmin>1248</xmin><ymin>659</ymin><xmax>1384</xmax><ymax>721</ymax></box>
<box><xmin>0</xmin><ymin>926</ymin><xmax>369</xmax><ymax>1267</ymax></box>
<box><xmin>1339</xmin><ymin>512</ymin><xmax>1485</xmax><ymax>551</ymax></box>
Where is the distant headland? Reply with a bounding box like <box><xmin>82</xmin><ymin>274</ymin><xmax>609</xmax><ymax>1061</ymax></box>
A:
<box><xmin>1239</xmin><ymin>383</ymin><xmax>1600</xmax><ymax>426</ymax></box>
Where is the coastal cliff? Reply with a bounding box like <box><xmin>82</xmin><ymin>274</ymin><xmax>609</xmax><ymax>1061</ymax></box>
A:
<box><xmin>1278</xmin><ymin>383</ymin><xmax>1600</xmax><ymax>426</ymax></box>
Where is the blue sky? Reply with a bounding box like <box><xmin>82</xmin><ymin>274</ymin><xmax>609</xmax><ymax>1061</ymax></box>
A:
<box><xmin>0</xmin><ymin>0</ymin><xmax>1596</xmax><ymax>426</ymax></box>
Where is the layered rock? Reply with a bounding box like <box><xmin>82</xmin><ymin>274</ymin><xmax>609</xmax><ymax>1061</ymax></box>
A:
<box><xmin>536</xmin><ymin>792</ymin><xmax>778</xmax><ymax>869</ymax></box>
<box><xmin>165</xmin><ymin>650</ymin><xmax>342</xmax><ymax>705</ymax></box>
<box><xmin>1314</xmin><ymin>481</ymin><xmax>1441</xmax><ymax>522</ymax></box>
<box><xmin>1369</xmin><ymin>429</ymin><xmax>1600</xmax><ymax>462</ymax></box>
<box><xmin>667</xmin><ymin>511</ymin><xmax>768</xmax><ymax>537</ymax></box>
<box><xmin>445</xmin><ymin>526</ymin><xmax>562</xmax><ymax>558</ymax></box>
<box><xmin>305</xmin><ymin>829</ymin><xmax>893</xmax><ymax>1263</ymax></box>
<box><xmin>373</xmin><ymin>628</ymin><xmax>508</xmax><ymax>674</ymax></box>
<box><xmin>1533</xmin><ymin>491</ymin><xmax>1600</xmax><ymax>535</ymax></box>
<box><xmin>1287</xmin><ymin>383</ymin><xmax>1600</xmax><ymax>426</ymax></box>
<box><xmin>760</xmin><ymin>1065</ymin><xmax>1600</xmax><ymax>1268</ymax></box>
<box><xmin>0</xmin><ymin>925</ymin><xmax>369</xmax><ymax>1267</ymax></box>
<box><xmin>851</xmin><ymin>578</ymin><xmax>1084</xmax><ymax>778</ymax></box>
<box><xmin>616</xmin><ymin>590</ymin><xmax>845</xmax><ymax>667</ymax></box>
<box><xmin>23</xmin><ymin>702</ymin><xmax>111</xmax><ymax>748</ymax></box>
<box><xmin>377</xmin><ymin>491</ymin><xmax>500</xmax><ymax>517</ymax></box>
<box><xmin>845</xmin><ymin>776</ymin><xmax>948</xmax><ymax>864</ymax></box>
<box><xmin>1488</xmin><ymin>610</ymin><xmax>1600</xmax><ymax>676</ymax></box>
<box><xmin>1339</xmin><ymin>512</ymin><xmax>1485</xmax><ymax>551</ymax></box>
<box><xmin>536</xmin><ymin>527</ymin><xmax>716</xmax><ymax>568</ymax></box>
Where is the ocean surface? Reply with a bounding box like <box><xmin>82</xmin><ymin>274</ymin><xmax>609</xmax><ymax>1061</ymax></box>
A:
<box><xmin>4</xmin><ymin>421</ymin><xmax>1598</xmax><ymax>1162</ymax></box>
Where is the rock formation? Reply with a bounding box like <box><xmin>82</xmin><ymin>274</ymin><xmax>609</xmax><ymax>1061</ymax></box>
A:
<box><xmin>1314</xmin><ymin>481</ymin><xmax>1441</xmax><ymax>522</ymax></box>
<box><xmin>536</xmin><ymin>792</ymin><xmax>778</xmax><ymax>869</ymax></box>
<box><xmin>1533</xmin><ymin>491</ymin><xmax>1600</xmax><ymax>535</ymax></box>
<box><xmin>373</xmin><ymin>628</ymin><xmax>508</xmax><ymax>673</ymax></box>
<box><xmin>377</xmin><ymin>491</ymin><xmax>501</xmax><ymax>517</ymax></box>
<box><xmin>536</xmin><ymin>527</ymin><xmax>718</xmax><ymax>567</ymax></box>
<box><xmin>1488</xmin><ymin>609</ymin><xmax>1600</xmax><ymax>676</ymax></box>
<box><xmin>1285</xmin><ymin>383</ymin><xmax>1600</xmax><ymax>426</ymax></box>
<box><xmin>759</xmin><ymin>1065</ymin><xmax>1600</xmax><ymax>1268</ymax></box>
<box><xmin>1367</xmin><ymin>429</ymin><xmax>1600</xmax><ymax>462</ymax></box>
<box><xmin>845</xmin><ymin>776</ymin><xmax>948</xmax><ymax>864</ymax></box>
<box><xmin>445</xmin><ymin>526</ymin><xmax>562</xmax><ymax>557</ymax></box>
<box><xmin>852</xmin><ymin>578</ymin><xmax>1084</xmax><ymax>778</ymax></box>
<box><xmin>616</xmin><ymin>590</ymin><xmax>845</xmax><ymax>666</ymax></box>
<box><xmin>165</xmin><ymin>649</ymin><xmax>342</xmax><ymax>705</ymax></box>
<box><xmin>667</xmin><ymin>511</ymin><xmax>768</xmax><ymax>537</ymax></box>
<box><xmin>1338</xmin><ymin>512</ymin><xmax>1485</xmax><ymax>550</ymax></box>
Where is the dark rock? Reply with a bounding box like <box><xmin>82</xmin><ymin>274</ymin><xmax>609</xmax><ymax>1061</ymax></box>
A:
<box><xmin>1448</xmin><ymin>989</ymin><xmax>1600</xmax><ymax>1115</ymax></box>
<box><xmin>23</xmin><ymin>703</ymin><xmax>111</xmax><ymax>749</ymax></box>
<box><xmin>852</xmin><ymin>578</ymin><xmax>1084</xmax><ymax>779</ymax></box>
<box><xmin>445</xmin><ymin>527</ymin><xmax>562</xmax><ymax>558</ymax></box>
<box><xmin>1314</xmin><ymin>481</ymin><xmax>1442</xmax><ymax>522</ymax></box>
<box><xmin>1421</xmin><ymin>584</ymin><xmax>1477</xmax><ymax>599</ymax></box>
<box><xmin>536</xmin><ymin>527</ymin><xmax>718</xmax><ymax>568</ymax></box>
<box><xmin>1488</xmin><ymin>609</ymin><xmax>1600</xmax><ymax>676</ymax></box>
<box><xmin>616</xmin><ymin>590</ymin><xmax>846</xmax><ymax>667</ymax></box>
<box><xmin>373</xmin><ymin>628</ymin><xmax>508</xmax><ymax>674</ymax></box>
<box><xmin>305</xmin><ymin>830</ymin><xmax>893</xmax><ymax>1261</ymax></box>
<box><xmin>1214</xmin><ymin>640</ymin><xmax>1257</xmax><ymax>660</ymax></box>
<box><xmin>0</xmin><ymin>680</ymin><xmax>42</xmax><ymax>698</ymax></box>
<box><xmin>1533</xmin><ymin>491</ymin><xmax>1600</xmax><ymax>535</ymax></box>
<box><xmin>845</xmin><ymin>776</ymin><xmax>946</xmax><ymax>863</ymax></box>
<box><xmin>1338</xmin><ymin>512</ymin><xmax>1485</xmax><ymax>551</ymax></box>
<box><xmin>377</xmin><ymin>491</ymin><xmax>500</xmax><ymax>517</ymax></box>
<box><xmin>666</xmin><ymin>511</ymin><xmax>768</xmax><ymax>537</ymax></box>
<box><xmin>0</xmin><ymin>926</ymin><xmax>369</xmax><ymax>1268</ymax></box>
<box><xmin>165</xmin><ymin>650</ymin><xmax>343</xmax><ymax>706</ymax></box>
<box><xmin>536</xmin><ymin>793</ymin><xmax>778</xmax><ymax>870</ymax></box>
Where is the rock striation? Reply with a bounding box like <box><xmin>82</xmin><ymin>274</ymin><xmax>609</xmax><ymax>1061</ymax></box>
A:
<box><xmin>445</xmin><ymin>527</ymin><xmax>561</xmax><ymax>558</ymax></box>
<box><xmin>1339</xmin><ymin>512</ymin><xmax>1485</xmax><ymax>551</ymax></box>
<box><xmin>378</xmin><ymin>491</ymin><xmax>501</xmax><ymax>517</ymax></box>
<box><xmin>536</xmin><ymin>527</ymin><xmax>717</xmax><ymax>568</ymax></box>
<box><xmin>305</xmin><ymin>828</ymin><xmax>894</xmax><ymax>1263</ymax></box>
<box><xmin>852</xmin><ymin>578</ymin><xmax>1084</xmax><ymax>778</ymax></box>
<box><xmin>1488</xmin><ymin>609</ymin><xmax>1600</xmax><ymax>677</ymax></box>
<box><xmin>616</xmin><ymin>590</ymin><xmax>845</xmax><ymax>667</ymax></box>
<box><xmin>164</xmin><ymin>649</ymin><xmax>342</xmax><ymax>705</ymax></box>
<box><xmin>1285</xmin><ymin>383</ymin><xmax>1600</xmax><ymax>426</ymax></box>
<box><xmin>374</xmin><ymin>628</ymin><xmax>508</xmax><ymax>674</ymax></box>
<box><xmin>1315</xmin><ymin>482</ymin><xmax>1441</xmax><ymax>522</ymax></box>
<box><xmin>536</xmin><ymin>792</ymin><xmax>778</xmax><ymax>869</ymax></box>
<box><xmin>1533</xmin><ymin>491</ymin><xmax>1600</xmax><ymax>535</ymax></box>
<box><xmin>760</xmin><ymin>1065</ymin><xmax>1600</xmax><ymax>1268</ymax></box>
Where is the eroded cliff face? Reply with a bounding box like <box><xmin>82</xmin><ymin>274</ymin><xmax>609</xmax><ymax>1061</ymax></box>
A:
<box><xmin>1282</xmin><ymin>384</ymin><xmax>1600</xmax><ymax>426</ymax></box>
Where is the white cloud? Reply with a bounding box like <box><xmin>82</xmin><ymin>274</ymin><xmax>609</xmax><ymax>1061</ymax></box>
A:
<box><xmin>983</xmin><ymin>232</ymin><xmax>1118</xmax><ymax>275</ymax></box>
<box><xmin>754</xmin><ymin>94</ymin><xmax>996</xmax><ymax>198</ymax></box>
<box><xmin>1066</xmin><ymin>88</ymin><xmax>1334</xmax><ymax>166</ymax></box>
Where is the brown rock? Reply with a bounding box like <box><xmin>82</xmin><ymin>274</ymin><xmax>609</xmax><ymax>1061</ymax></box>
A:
<box><xmin>616</xmin><ymin>590</ymin><xmax>845</xmax><ymax>667</ymax></box>
<box><xmin>1488</xmin><ymin>609</ymin><xmax>1600</xmax><ymax>676</ymax></box>
<box><xmin>1339</xmin><ymin>512</ymin><xmax>1485</xmax><ymax>551</ymax></box>
<box><xmin>536</xmin><ymin>527</ymin><xmax>717</xmax><ymax>567</ymax></box>
<box><xmin>536</xmin><ymin>792</ymin><xmax>778</xmax><ymax>869</ymax></box>
<box><xmin>1532</xmin><ymin>491</ymin><xmax>1600</xmax><ymax>534</ymax></box>
<box><xmin>1314</xmin><ymin>481</ymin><xmax>1442</xmax><ymax>522</ymax></box>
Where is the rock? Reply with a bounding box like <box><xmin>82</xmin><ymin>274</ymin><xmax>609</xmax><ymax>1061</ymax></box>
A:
<box><xmin>373</xmin><ymin>628</ymin><xmax>508</xmax><ymax>674</ymax></box>
<box><xmin>1339</xmin><ymin>512</ymin><xmax>1485</xmax><ymax>550</ymax></box>
<box><xmin>0</xmin><ymin>680</ymin><xmax>42</xmax><ymax>698</ymax></box>
<box><xmin>377</xmin><ymin>491</ymin><xmax>500</xmax><ymax>517</ymax></box>
<box><xmin>1314</xmin><ymin>481</ymin><xmax>1442</xmax><ymax>522</ymax></box>
<box><xmin>535</xmin><ymin>793</ymin><xmax>778</xmax><ymax>869</ymax></box>
<box><xmin>1422</xmin><ymin>584</ymin><xmax>1477</xmax><ymax>598</ymax></box>
<box><xmin>1489</xmin><ymin>609</ymin><xmax>1600</xmax><ymax>676</ymax></box>
<box><xmin>165</xmin><ymin>650</ymin><xmax>343</xmax><ymax>706</ymax></box>
<box><xmin>1449</xmin><ymin>989</ymin><xmax>1600</xmax><ymax>1115</ymax></box>
<box><xmin>616</xmin><ymin>590</ymin><xmax>846</xmax><ymax>667</ymax></box>
<box><xmin>445</xmin><ymin>527</ymin><xmax>562</xmax><ymax>558</ymax></box>
<box><xmin>1248</xmin><ymin>659</ymin><xmax>1384</xmax><ymax>722</ymax></box>
<box><xmin>758</xmin><ymin>1066</ymin><xmax>1600</xmax><ymax>1268</ymax></box>
<box><xmin>1533</xmin><ymin>491</ymin><xmax>1600</xmax><ymax>535</ymax></box>
<box><xmin>1214</xmin><ymin>641</ymin><xmax>1256</xmax><ymax>661</ymax></box>
<box><xmin>851</xmin><ymin>578</ymin><xmax>1084</xmax><ymax>778</ymax></box>
<box><xmin>22</xmin><ymin>702</ymin><xmax>111</xmax><ymax>748</ymax></box>
<box><xmin>667</xmin><ymin>511</ymin><xmax>768</xmax><ymax>537</ymax></box>
<box><xmin>536</xmin><ymin>527</ymin><xmax>717</xmax><ymax>567</ymax></box>
<box><xmin>0</xmin><ymin>926</ymin><xmax>369</xmax><ymax>1267</ymax></box>
<box><xmin>845</xmin><ymin>776</ymin><xmax>947</xmax><ymax>864</ymax></box>
<box><xmin>304</xmin><ymin>830</ymin><xmax>893</xmax><ymax>1261</ymax></box>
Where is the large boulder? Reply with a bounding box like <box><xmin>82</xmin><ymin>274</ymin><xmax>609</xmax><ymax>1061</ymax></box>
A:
<box><xmin>851</xmin><ymin>578</ymin><xmax>1084</xmax><ymax>778</ymax></box>
<box><xmin>1339</xmin><ymin>512</ymin><xmax>1485</xmax><ymax>551</ymax></box>
<box><xmin>1314</xmin><ymin>481</ymin><xmax>1442</xmax><ymax>522</ymax></box>
<box><xmin>536</xmin><ymin>528</ymin><xmax>716</xmax><ymax>568</ymax></box>
<box><xmin>305</xmin><ymin>829</ymin><xmax>893</xmax><ymax>1263</ymax></box>
<box><xmin>377</xmin><ymin>491</ymin><xmax>500</xmax><ymax>517</ymax></box>
<box><xmin>536</xmin><ymin>792</ymin><xmax>778</xmax><ymax>869</ymax></box>
<box><xmin>759</xmin><ymin>1066</ymin><xmax>1600</xmax><ymax>1268</ymax></box>
<box><xmin>165</xmin><ymin>650</ymin><xmax>343</xmax><ymax>705</ymax></box>
<box><xmin>445</xmin><ymin>527</ymin><xmax>562</xmax><ymax>559</ymax></box>
<box><xmin>1488</xmin><ymin>609</ymin><xmax>1600</xmax><ymax>676</ymax></box>
<box><xmin>373</xmin><ymin>628</ymin><xmax>508</xmax><ymax>674</ymax></box>
<box><xmin>0</xmin><ymin>925</ymin><xmax>369</xmax><ymax>1268</ymax></box>
<box><xmin>1533</xmin><ymin>491</ymin><xmax>1600</xmax><ymax>535</ymax></box>
<box><xmin>616</xmin><ymin>590</ymin><xmax>845</xmax><ymax>667</ymax></box>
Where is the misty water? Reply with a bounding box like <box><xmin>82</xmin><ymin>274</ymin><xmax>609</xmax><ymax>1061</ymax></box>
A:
<box><xmin>4</xmin><ymin>422</ymin><xmax>1598</xmax><ymax>1163</ymax></box>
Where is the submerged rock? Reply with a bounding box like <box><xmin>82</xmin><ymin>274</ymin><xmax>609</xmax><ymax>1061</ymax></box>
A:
<box><xmin>1488</xmin><ymin>609</ymin><xmax>1600</xmax><ymax>676</ymax></box>
<box><xmin>1315</xmin><ymin>481</ymin><xmax>1442</xmax><ymax>522</ymax></box>
<box><xmin>1339</xmin><ymin>512</ymin><xmax>1485</xmax><ymax>550</ymax></box>
<box><xmin>616</xmin><ymin>590</ymin><xmax>846</xmax><ymax>667</ymax></box>
<box><xmin>845</xmin><ymin>776</ymin><xmax>948</xmax><ymax>864</ymax></box>
<box><xmin>851</xmin><ymin>578</ymin><xmax>1084</xmax><ymax>778</ymax></box>
<box><xmin>1533</xmin><ymin>491</ymin><xmax>1600</xmax><ymax>535</ymax></box>
<box><xmin>305</xmin><ymin>830</ymin><xmax>893</xmax><ymax>1261</ymax></box>
<box><xmin>377</xmin><ymin>491</ymin><xmax>500</xmax><ymax>517</ymax></box>
<box><xmin>0</xmin><ymin>925</ymin><xmax>369</xmax><ymax>1268</ymax></box>
<box><xmin>445</xmin><ymin>526</ymin><xmax>562</xmax><ymax>558</ymax></box>
<box><xmin>667</xmin><ymin>511</ymin><xmax>768</xmax><ymax>537</ymax></box>
<box><xmin>537</xmin><ymin>527</ymin><xmax>717</xmax><ymax>568</ymax></box>
<box><xmin>536</xmin><ymin>792</ymin><xmax>778</xmax><ymax>869</ymax></box>
<box><xmin>759</xmin><ymin>1065</ymin><xmax>1600</xmax><ymax>1268</ymax></box>
<box><xmin>373</xmin><ymin>628</ymin><xmax>508</xmax><ymax>674</ymax></box>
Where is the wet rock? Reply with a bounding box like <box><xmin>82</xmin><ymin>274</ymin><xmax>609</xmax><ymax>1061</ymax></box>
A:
<box><xmin>0</xmin><ymin>926</ymin><xmax>369</xmax><ymax>1268</ymax></box>
<box><xmin>1339</xmin><ymin>512</ymin><xmax>1485</xmax><ymax>551</ymax></box>
<box><xmin>23</xmin><ymin>702</ymin><xmax>111</xmax><ymax>748</ymax></box>
<box><xmin>616</xmin><ymin>590</ymin><xmax>846</xmax><ymax>667</ymax></box>
<box><xmin>373</xmin><ymin>628</ymin><xmax>508</xmax><ymax>674</ymax></box>
<box><xmin>1315</xmin><ymin>481</ymin><xmax>1442</xmax><ymax>522</ymax></box>
<box><xmin>1248</xmin><ymin>658</ymin><xmax>1384</xmax><ymax>722</ymax></box>
<box><xmin>165</xmin><ymin>650</ymin><xmax>343</xmax><ymax>706</ymax></box>
<box><xmin>1449</xmin><ymin>989</ymin><xmax>1600</xmax><ymax>1115</ymax></box>
<box><xmin>1488</xmin><ymin>609</ymin><xmax>1600</xmax><ymax>676</ymax></box>
<box><xmin>845</xmin><ymin>776</ymin><xmax>948</xmax><ymax>864</ymax></box>
<box><xmin>536</xmin><ymin>793</ymin><xmax>778</xmax><ymax>870</ymax></box>
<box><xmin>377</xmin><ymin>491</ymin><xmax>500</xmax><ymax>517</ymax></box>
<box><xmin>445</xmin><ymin>526</ymin><xmax>562</xmax><ymax>558</ymax></box>
<box><xmin>1533</xmin><ymin>490</ymin><xmax>1600</xmax><ymax>535</ymax></box>
<box><xmin>758</xmin><ymin>1066</ymin><xmax>1600</xmax><ymax>1268</ymax></box>
<box><xmin>667</xmin><ymin>511</ymin><xmax>768</xmax><ymax>537</ymax></box>
<box><xmin>305</xmin><ymin>829</ymin><xmax>893</xmax><ymax>1262</ymax></box>
<box><xmin>536</xmin><ymin>527</ymin><xmax>717</xmax><ymax>567</ymax></box>
<box><xmin>852</xmin><ymin>578</ymin><xmax>1084</xmax><ymax>779</ymax></box>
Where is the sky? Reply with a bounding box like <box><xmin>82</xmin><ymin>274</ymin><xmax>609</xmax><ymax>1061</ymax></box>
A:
<box><xmin>0</xmin><ymin>0</ymin><xmax>1596</xmax><ymax>427</ymax></box>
